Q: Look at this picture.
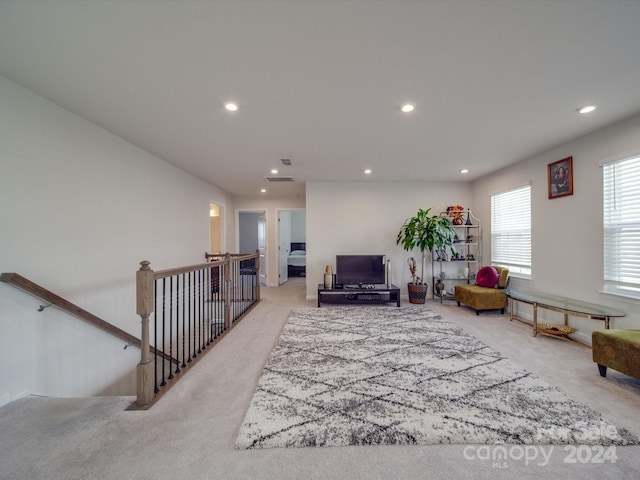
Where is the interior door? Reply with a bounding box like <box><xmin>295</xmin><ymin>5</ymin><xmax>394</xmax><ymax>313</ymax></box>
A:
<box><xmin>278</xmin><ymin>211</ymin><xmax>291</xmax><ymax>285</ymax></box>
<box><xmin>257</xmin><ymin>214</ymin><xmax>267</xmax><ymax>285</ymax></box>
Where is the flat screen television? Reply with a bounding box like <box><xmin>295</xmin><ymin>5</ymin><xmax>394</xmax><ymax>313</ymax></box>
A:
<box><xmin>335</xmin><ymin>255</ymin><xmax>386</xmax><ymax>287</ymax></box>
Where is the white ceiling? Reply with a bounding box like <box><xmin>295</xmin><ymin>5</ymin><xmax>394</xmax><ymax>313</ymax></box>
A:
<box><xmin>2</xmin><ymin>0</ymin><xmax>640</xmax><ymax>198</ymax></box>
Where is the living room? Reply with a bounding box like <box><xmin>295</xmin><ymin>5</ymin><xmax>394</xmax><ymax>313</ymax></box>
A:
<box><xmin>2</xmin><ymin>2</ymin><xmax>640</xmax><ymax>478</ymax></box>
<box><xmin>2</xmin><ymin>0</ymin><xmax>640</xmax><ymax>401</ymax></box>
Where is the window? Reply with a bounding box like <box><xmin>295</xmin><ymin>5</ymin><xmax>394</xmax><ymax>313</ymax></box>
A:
<box><xmin>491</xmin><ymin>185</ymin><xmax>531</xmax><ymax>276</ymax></box>
<box><xmin>603</xmin><ymin>155</ymin><xmax>640</xmax><ymax>297</ymax></box>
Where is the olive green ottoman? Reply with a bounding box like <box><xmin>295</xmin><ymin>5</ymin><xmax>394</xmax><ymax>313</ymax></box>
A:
<box><xmin>592</xmin><ymin>329</ymin><xmax>640</xmax><ymax>379</ymax></box>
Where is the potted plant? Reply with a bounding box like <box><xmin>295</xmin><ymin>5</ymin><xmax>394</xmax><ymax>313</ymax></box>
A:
<box><xmin>396</xmin><ymin>208</ymin><xmax>456</xmax><ymax>304</ymax></box>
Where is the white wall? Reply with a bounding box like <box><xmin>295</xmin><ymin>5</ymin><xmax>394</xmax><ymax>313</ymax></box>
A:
<box><xmin>472</xmin><ymin>113</ymin><xmax>640</xmax><ymax>344</ymax></box>
<box><xmin>233</xmin><ymin>196</ymin><xmax>306</xmax><ymax>287</ymax></box>
<box><xmin>0</xmin><ymin>75</ymin><xmax>234</xmax><ymax>402</ymax></box>
<box><xmin>305</xmin><ymin>182</ymin><xmax>473</xmax><ymax>297</ymax></box>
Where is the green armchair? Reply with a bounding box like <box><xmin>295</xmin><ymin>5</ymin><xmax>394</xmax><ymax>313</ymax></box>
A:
<box><xmin>455</xmin><ymin>266</ymin><xmax>510</xmax><ymax>315</ymax></box>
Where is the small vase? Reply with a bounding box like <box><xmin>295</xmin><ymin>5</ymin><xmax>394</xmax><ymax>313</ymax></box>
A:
<box><xmin>464</xmin><ymin>266</ymin><xmax>470</xmax><ymax>278</ymax></box>
<box><xmin>324</xmin><ymin>265</ymin><xmax>333</xmax><ymax>289</ymax></box>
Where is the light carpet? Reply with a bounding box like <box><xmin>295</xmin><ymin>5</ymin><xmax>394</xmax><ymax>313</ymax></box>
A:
<box><xmin>236</xmin><ymin>306</ymin><xmax>639</xmax><ymax>449</ymax></box>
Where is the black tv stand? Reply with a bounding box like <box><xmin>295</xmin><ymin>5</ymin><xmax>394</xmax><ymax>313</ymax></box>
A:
<box><xmin>317</xmin><ymin>284</ymin><xmax>400</xmax><ymax>307</ymax></box>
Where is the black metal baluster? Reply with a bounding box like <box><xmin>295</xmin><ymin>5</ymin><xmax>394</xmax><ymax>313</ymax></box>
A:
<box><xmin>233</xmin><ymin>262</ymin><xmax>238</xmax><ymax>320</ymax></box>
<box><xmin>168</xmin><ymin>276</ymin><xmax>174</xmax><ymax>380</ymax></box>
<box><xmin>207</xmin><ymin>268</ymin><xmax>213</xmax><ymax>344</ymax></box>
<box><xmin>154</xmin><ymin>279</ymin><xmax>159</xmax><ymax>393</ymax></box>
<box><xmin>187</xmin><ymin>272</ymin><xmax>195</xmax><ymax>363</ymax></box>
<box><xmin>197</xmin><ymin>268</ymin><xmax>203</xmax><ymax>354</ymax></box>
<box><xmin>232</xmin><ymin>263</ymin><xmax>235</xmax><ymax>321</ymax></box>
<box><xmin>192</xmin><ymin>270</ymin><xmax>198</xmax><ymax>359</ymax></box>
<box><xmin>181</xmin><ymin>273</ymin><xmax>186</xmax><ymax>369</ymax></box>
<box><xmin>235</xmin><ymin>262</ymin><xmax>240</xmax><ymax>321</ymax></box>
<box><xmin>175</xmin><ymin>274</ymin><xmax>181</xmax><ymax>374</ymax></box>
<box><xmin>216</xmin><ymin>265</ymin><xmax>222</xmax><ymax>336</ymax></box>
<box><xmin>206</xmin><ymin>266</ymin><xmax>211</xmax><ymax>344</ymax></box>
<box><xmin>160</xmin><ymin>278</ymin><xmax>167</xmax><ymax>387</ymax></box>
<box><xmin>202</xmin><ymin>267</ymin><xmax>207</xmax><ymax>350</ymax></box>
<box><xmin>232</xmin><ymin>262</ymin><xmax>236</xmax><ymax>322</ymax></box>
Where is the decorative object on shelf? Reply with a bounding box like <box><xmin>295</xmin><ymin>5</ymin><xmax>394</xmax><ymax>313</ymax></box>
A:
<box><xmin>324</xmin><ymin>265</ymin><xmax>333</xmax><ymax>289</ymax></box>
<box><xmin>465</xmin><ymin>211</ymin><xmax>473</xmax><ymax>225</ymax></box>
<box><xmin>432</xmin><ymin>209</ymin><xmax>481</xmax><ymax>304</ymax></box>
<box><xmin>548</xmin><ymin>156</ymin><xmax>573</xmax><ymax>199</ymax></box>
<box><xmin>397</xmin><ymin>208</ymin><xmax>456</xmax><ymax>304</ymax></box>
<box><xmin>446</xmin><ymin>205</ymin><xmax>465</xmax><ymax>225</ymax></box>
<box><xmin>435</xmin><ymin>278</ymin><xmax>445</xmax><ymax>296</ymax></box>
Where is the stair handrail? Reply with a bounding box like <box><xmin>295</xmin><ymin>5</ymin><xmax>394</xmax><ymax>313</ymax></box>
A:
<box><xmin>0</xmin><ymin>272</ymin><xmax>174</xmax><ymax>363</ymax></box>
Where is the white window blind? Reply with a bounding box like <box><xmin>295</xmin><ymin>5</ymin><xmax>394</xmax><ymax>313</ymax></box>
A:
<box><xmin>491</xmin><ymin>185</ymin><xmax>531</xmax><ymax>276</ymax></box>
<box><xmin>603</xmin><ymin>155</ymin><xmax>640</xmax><ymax>296</ymax></box>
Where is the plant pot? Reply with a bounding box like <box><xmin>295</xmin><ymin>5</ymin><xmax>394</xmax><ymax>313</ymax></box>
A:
<box><xmin>407</xmin><ymin>282</ymin><xmax>428</xmax><ymax>304</ymax></box>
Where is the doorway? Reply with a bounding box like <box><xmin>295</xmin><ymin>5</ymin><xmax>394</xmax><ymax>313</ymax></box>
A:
<box><xmin>238</xmin><ymin>210</ymin><xmax>267</xmax><ymax>285</ymax></box>
<box><xmin>278</xmin><ymin>209</ymin><xmax>306</xmax><ymax>285</ymax></box>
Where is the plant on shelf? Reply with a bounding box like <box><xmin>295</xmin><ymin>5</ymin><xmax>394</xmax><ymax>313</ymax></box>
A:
<box><xmin>396</xmin><ymin>208</ymin><xmax>457</xmax><ymax>303</ymax></box>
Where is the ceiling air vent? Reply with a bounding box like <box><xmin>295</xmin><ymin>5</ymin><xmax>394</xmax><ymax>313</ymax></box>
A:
<box><xmin>280</xmin><ymin>158</ymin><xmax>292</xmax><ymax>166</ymax></box>
<box><xmin>264</xmin><ymin>176</ymin><xmax>295</xmax><ymax>182</ymax></box>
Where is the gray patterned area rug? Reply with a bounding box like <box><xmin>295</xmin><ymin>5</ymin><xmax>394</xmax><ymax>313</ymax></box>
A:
<box><xmin>236</xmin><ymin>307</ymin><xmax>638</xmax><ymax>449</ymax></box>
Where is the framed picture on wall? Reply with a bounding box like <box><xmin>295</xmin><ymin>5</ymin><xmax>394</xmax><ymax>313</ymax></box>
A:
<box><xmin>548</xmin><ymin>156</ymin><xmax>573</xmax><ymax>199</ymax></box>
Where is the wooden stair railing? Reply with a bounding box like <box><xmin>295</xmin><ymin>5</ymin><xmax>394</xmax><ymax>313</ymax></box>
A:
<box><xmin>0</xmin><ymin>272</ymin><xmax>175</xmax><ymax>363</ymax></box>
<box><xmin>134</xmin><ymin>252</ymin><xmax>260</xmax><ymax>409</ymax></box>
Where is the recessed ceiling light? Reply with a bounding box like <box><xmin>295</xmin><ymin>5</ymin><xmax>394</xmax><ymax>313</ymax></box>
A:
<box><xmin>225</xmin><ymin>102</ymin><xmax>238</xmax><ymax>112</ymax></box>
<box><xmin>577</xmin><ymin>105</ymin><xmax>597</xmax><ymax>114</ymax></box>
<box><xmin>401</xmin><ymin>104</ymin><xmax>415</xmax><ymax>113</ymax></box>
<box><xmin>460</xmin><ymin>169</ymin><xmax>469</xmax><ymax>174</ymax></box>
<box><xmin>271</xmin><ymin>169</ymin><xmax>278</xmax><ymax>174</ymax></box>
<box><xmin>364</xmin><ymin>169</ymin><xmax>372</xmax><ymax>174</ymax></box>
<box><xmin>260</xmin><ymin>188</ymin><xmax>266</xmax><ymax>193</ymax></box>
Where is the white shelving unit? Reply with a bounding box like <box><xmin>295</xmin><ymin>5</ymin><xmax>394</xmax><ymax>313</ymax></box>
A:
<box><xmin>432</xmin><ymin>210</ymin><xmax>482</xmax><ymax>302</ymax></box>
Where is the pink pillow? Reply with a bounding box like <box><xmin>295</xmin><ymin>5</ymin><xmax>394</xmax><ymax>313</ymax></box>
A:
<box><xmin>476</xmin><ymin>266</ymin><xmax>499</xmax><ymax>288</ymax></box>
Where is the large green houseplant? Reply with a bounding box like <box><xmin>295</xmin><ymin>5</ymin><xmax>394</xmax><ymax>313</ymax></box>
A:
<box><xmin>396</xmin><ymin>208</ymin><xmax>456</xmax><ymax>303</ymax></box>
